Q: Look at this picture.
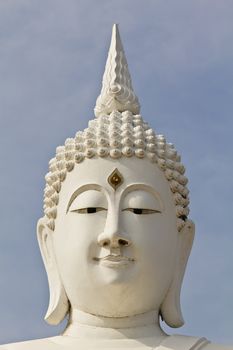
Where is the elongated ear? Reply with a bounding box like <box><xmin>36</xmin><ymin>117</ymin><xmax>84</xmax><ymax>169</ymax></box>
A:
<box><xmin>37</xmin><ymin>217</ymin><xmax>69</xmax><ymax>325</ymax></box>
<box><xmin>160</xmin><ymin>220</ymin><xmax>195</xmax><ymax>328</ymax></box>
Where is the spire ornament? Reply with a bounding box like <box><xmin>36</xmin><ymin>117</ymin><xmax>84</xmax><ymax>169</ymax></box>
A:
<box><xmin>94</xmin><ymin>24</ymin><xmax>140</xmax><ymax>117</ymax></box>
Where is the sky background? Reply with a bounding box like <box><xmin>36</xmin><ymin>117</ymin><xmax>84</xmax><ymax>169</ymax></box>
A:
<box><xmin>0</xmin><ymin>0</ymin><xmax>233</xmax><ymax>346</ymax></box>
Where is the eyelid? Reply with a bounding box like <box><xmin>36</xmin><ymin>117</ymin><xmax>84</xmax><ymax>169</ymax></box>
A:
<box><xmin>66</xmin><ymin>186</ymin><xmax>106</xmax><ymax>213</ymax></box>
<box><xmin>121</xmin><ymin>188</ymin><xmax>163</xmax><ymax>214</ymax></box>
<box><xmin>70</xmin><ymin>207</ymin><xmax>107</xmax><ymax>214</ymax></box>
<box><xmin>122</xmin><ymin>208</ymin><xmax>161</xmax><ymax>214</ymax></box>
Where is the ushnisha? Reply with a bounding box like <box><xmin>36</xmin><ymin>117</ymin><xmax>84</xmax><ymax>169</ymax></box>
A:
<box><xmin>1</xmin><ymin>25</ymin><xmax>232</xmax><ymax>350</ymax></box>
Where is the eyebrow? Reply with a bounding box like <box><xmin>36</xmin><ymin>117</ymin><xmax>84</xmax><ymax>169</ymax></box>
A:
<box><xmin>66</xmin><ymin>184</ymin><xmax>103</xmax><ymax>213</ymax></box>
<box><xmin>121</xmin><ymin>184</ymin><xmax>164</xmax><ymax>211</ymax></box>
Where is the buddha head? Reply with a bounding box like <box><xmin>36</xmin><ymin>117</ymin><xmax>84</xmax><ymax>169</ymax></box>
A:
<box><xmin>37</xmin><ymin>25</ymin><xmax>194</xmax><ymax>330</ymax></box>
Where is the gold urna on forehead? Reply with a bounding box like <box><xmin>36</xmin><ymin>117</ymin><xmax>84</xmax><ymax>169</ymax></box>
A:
<box><xmin>107</xmin><ymin>168</ymin><xmax>124</xmax><ymax>190</ymax></box>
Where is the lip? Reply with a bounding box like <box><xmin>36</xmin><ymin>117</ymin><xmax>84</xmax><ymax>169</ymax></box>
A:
<box><xmin>93</xmin><ymin>255</ymin><xmax>135</xmax><ymax>268</ymax></box>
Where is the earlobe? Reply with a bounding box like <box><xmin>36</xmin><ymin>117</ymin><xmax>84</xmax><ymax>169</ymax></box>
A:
<box><xmin>160</xmin><ymin>220</ymin><xmax>195</xmax><ymax>328</ymax></box>
<box><xmin>37</xmin><ymin>217</ymin><xmax>69</xmax><ymax>325</ymax></box>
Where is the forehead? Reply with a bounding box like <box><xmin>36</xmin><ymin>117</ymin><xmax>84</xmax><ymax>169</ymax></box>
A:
<box><xmin>59</xmin><ymin>157</ymin><xmax>172</xmax><ymax>203</ymax></box>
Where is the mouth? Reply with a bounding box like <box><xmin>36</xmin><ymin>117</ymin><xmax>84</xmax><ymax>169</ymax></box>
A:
<box><xmin>93</xmin><ymin>255</ymin><xmax>135</xmax><ymax>268</ymax></box>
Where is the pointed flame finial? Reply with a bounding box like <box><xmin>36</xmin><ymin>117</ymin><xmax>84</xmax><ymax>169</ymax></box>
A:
<box><xmin>94</xmin><ymin>24</ymin><xmax>140</xmax><ymax>117</ymax></box>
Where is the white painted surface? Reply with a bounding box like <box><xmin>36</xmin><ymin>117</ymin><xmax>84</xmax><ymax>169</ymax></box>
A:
<box><xmin>1</xmin><ymin>24</ymin><xmax>232</xmax><ymax>350</ymax></box>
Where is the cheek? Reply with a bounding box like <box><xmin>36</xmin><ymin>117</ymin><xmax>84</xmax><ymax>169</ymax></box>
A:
<box><xmin>122</xmin><ymin>213</ymin><xmax>178</xmax><ymax>276</ymax></box>
<box><xmin>53</xmin><ymin>213</ymin><xmax>107</xmax><ymax>277</ymax></box>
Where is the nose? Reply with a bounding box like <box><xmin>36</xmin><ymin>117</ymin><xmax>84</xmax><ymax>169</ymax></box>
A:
<box><xmin>97</xmin><ymin>211</ymin><xmax>131</xmax><ymax>248</ymax></box>
<box><xmin>98</xmin><ymin>230</ymin><xmax>131</xmax><ymax>248</ymax></box>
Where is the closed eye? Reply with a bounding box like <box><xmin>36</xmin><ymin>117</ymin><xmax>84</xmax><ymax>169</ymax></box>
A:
<box><xmin>70</xmin><ymin>207</ymin><xmax>107</xmax><ymax>214</ymax></box>
<box><xmin>122</xmin><ymin>208</ymin><xmax>161</xmax><ymax>215</ymax></box>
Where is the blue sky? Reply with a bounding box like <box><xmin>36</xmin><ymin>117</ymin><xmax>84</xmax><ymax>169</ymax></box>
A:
<box><xmin>0</xmin><ymin>0</ymin><xmax>233</xmax><ymax>346</ymax></box>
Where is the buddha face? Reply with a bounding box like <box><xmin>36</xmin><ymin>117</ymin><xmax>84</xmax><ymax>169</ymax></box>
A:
<box><xmin>44</xmin><ymin>156</ymin><xmax>183</xmax><ymax>318</ymax></box>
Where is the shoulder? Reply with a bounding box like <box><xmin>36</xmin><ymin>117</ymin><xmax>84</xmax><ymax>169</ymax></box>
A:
<box><xmin>159</xmin><ymin>335</ymin><xmax>233</xmax><ymax>350</ymax></box>
<box><xmin>203</xmin><ymin>343</ymin><xmax>233</xmax><ymax>350</ymax></box>
<box><xmin>0</xmin><ymin>337</ymin><xmax>61</xmax><ymax>350</ymax></box>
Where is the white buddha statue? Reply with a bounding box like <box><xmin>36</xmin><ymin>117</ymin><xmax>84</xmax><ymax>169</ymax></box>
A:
<box><xmin>1</xmin><ymin>24</ymin><xmax>232</xmax><ymax>350</ymax></box>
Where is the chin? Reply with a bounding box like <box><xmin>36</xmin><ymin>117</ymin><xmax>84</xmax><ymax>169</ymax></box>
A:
<box><xmin>96</xmin><ymin>263</ymin><xmax>138</xmax><ymax>286</ymax></box>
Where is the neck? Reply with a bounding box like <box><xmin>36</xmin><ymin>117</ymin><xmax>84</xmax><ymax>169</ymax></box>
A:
<box><xmin>63</xmin><ymin>309</ymin><xmax>166</xmax><ymax>340</ymax></box>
